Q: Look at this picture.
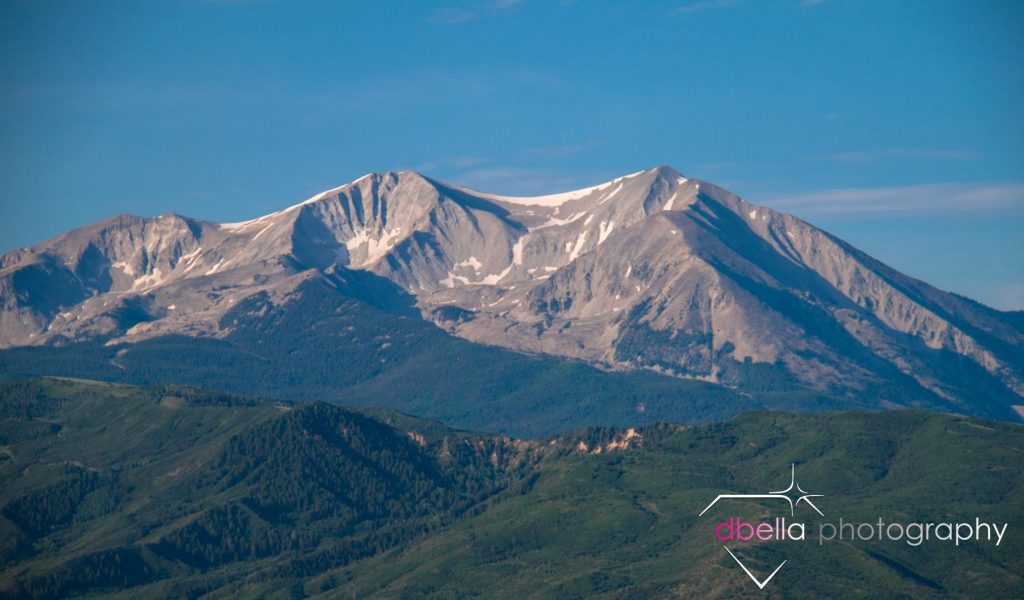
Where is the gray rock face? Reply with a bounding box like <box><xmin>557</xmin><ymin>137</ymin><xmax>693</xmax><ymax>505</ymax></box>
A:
<box><xmin>2</xmin><ymin>167</ymin><xmax>1022</xmax><ymax>412</ymax></box>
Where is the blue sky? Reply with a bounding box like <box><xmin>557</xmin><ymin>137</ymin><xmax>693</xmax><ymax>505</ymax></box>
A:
<box><xmin>1</xmin><ymin>0</ymin><xmax>1021</xmax><ymax>309</ymax></box>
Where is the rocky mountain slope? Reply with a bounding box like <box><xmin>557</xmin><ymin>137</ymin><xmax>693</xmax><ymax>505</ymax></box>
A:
<box><xmin>1</xmin><ymin>167</ymin><xmax>1022</xmax><ymax>419</ymax></box>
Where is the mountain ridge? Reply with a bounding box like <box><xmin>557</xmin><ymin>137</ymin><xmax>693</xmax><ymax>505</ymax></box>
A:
<box><xmin>1</xmin><ymin>167</ymin><xmax>1022</xmax><ymax>421</ymax></box>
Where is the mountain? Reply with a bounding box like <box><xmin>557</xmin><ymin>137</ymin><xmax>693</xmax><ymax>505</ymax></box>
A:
<box><xmin>1</xmin><ymin>379</ymin><xmax>1021</xmax><ymax>598</ymax></box>
<box><xmin>0</xmin><ymin>275</ymin><xmax>797</xmax><ymax>438</ymax></box>
<box><xmin>1</xmin><ymin>167</ymin><xmax>1022</xmax><ymax>423</ymax></box>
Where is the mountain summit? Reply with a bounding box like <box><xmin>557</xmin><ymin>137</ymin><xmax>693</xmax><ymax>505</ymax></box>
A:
<box><xmin>2</xmin><ymin>167</ymin><xmax>1022</xmax><ymax>419</ymax></box>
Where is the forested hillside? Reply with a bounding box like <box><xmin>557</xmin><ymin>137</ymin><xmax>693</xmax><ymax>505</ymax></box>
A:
<box><xmin>0</xmin><ymin>379</ymin><xmax>542</xmax><ymax>598</ymax></box>
<box><xmin>1</xmin><ymin>379</ymin><xmax>1021</xmax><ymax>598</ymax></box>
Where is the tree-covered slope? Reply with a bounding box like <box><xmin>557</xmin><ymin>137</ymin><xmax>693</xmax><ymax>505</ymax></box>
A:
<box><xmin>0</xmin><ymin>379</ymin><xmax>541</xmax><ymax>599</ymax></box>
<box><xmin>1</xmin><ymin>379</ymin><xmax>1021</xmax><ymax>599</ymax></box>
<box><xmin>312</xmin><ymin>411</ymin><xmax>1024</xmax><ymax>599</ymax></box>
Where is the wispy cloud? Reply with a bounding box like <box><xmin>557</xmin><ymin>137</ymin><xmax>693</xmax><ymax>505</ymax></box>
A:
<box><xmin>519</xmin><ymin>141</ymin><xmax>604</xmax><ymax>161</ymax></box>
<box><xmin>2</xmin><ymin>66</ymin><xmax>560</xmax><ymax>120</ymax></box>
<box><xmin>682</xmin><ymin>161</ymin><xmax>738</xmax><ymax>177</ymax></box>
<box><xmin>413</xmin><ymin>139</ymin><xmax>605</xmax><ymax>185</ymax></box>
<box><xmin>428</xmin><ymin>8</ymin><xmax>479</xmax><ymax>24</ymax></box>
<box><xmin>820</xmin><ymin>147</ymin><xmax>979</xmax><ymax>164</ymax></box>
<box><xmin>429</xmin><ymin>0</ymin><xmax>530</xmax><ymax>25</ymax></box>
<box><xmin>987</xmin><ymin>282</ymin><xmax>1024</xmax><ymax>312</ymax></box>
<box><xmin>190</xmin><ymin>0</ymin><xmax>278</xmax><ymax>4</ymax></box>
<box><xmin>676</xmin><ymin>0</ymin><xmax>739</xmax><ymax>15</ymax></box>
<box><xmin>759</xmin><ymin>182</ymin><xmax>1024</xmax><ymax>216</ymax></box>
<box><xmin>414</xmin><ymin>155</ymin><xmax>487</xmax><ymax>172</ymax></box>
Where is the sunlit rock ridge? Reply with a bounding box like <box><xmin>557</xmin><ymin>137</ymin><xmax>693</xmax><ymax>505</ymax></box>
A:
<box><xmin>2</xmin><ymin>166</ymin><xmax>1022</xmax><ymax>416</ymax></box>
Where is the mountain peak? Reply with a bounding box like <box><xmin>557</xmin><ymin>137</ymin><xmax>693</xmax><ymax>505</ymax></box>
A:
<box><xmin>647</xmin><ymin>165</ymin><xmax>685</xmax><ymax>178</ymax></box>
<box><xmin>275</xmin><ymin>166</ymin><xmax>685</xmax><ymax>216</ymax></box>
<box><xmin>432</xmin><ymin>167</ymin><xmax>672</xmax><ymax>208</ymax></box>
<box><xmin>1</xmin><ymin>165</ymin><xmax>1021</xmax><ymax>423</ymax></box>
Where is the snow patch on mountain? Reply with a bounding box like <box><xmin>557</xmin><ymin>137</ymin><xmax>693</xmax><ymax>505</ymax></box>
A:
<box><xmin>441</xmin><ymin>170</ymin><xmax>645</xmax><ymax>207</ymax></box>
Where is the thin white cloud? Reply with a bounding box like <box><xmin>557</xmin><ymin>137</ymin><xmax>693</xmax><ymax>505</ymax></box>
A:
<box><xmin>759</xmin><ymin>182</ymin><xmax>1024</xmax><ymax>216</ymax></box>
<box><xmin>429</xmin><ymin>0</ymin><xmax>530</xmax><ymax>25</ymax></box>
<box><xmin>414</xmin><ymin>155</ymin><xmax>488</xmax><ymax>172</ymax></box>
<box><xmin>820</xmin><ymin>147</ymin><xmax>979</xmax><ymax>164</ymax></box>
<box><xmin>4</xmin><ymin>67</ymin><xmax>559</xmax><ymax>118</ymax></box>
<box><xmin>519</xmin><ymin>141</ymin><xmax>604</xmax><ymax>161</ymax></box>
<box><xmin>428</xmin><ymin>7</ymin><xmax>479</xmax><ymax>24</ymax></box>
<box><xmin>676</xmin><ymin>0</ymin><xmax>739</xmax><ymax>15</ymax></box>
<box><xmin>986</xmin><ymin>282</ymin><xmax>1024</xmax><ymax>312</ymax></box>
<box><xmin>190</xmin><ymin>0</ymin><xmax>279</xmax><ymax>4</ymax></box>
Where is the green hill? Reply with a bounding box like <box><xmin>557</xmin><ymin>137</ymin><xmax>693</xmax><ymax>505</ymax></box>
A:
<box><xmin>1</xmin><ymin>378</ymin><xmax>1021</xmax><ymax>598</ymax></box>
<box><xmin>0</xmin><ymin>378</ymin><xmax>540</xmax><ymax>599</ymax></box>
<box><xmin>318</xmin><ymin>411</ymin><xmax>1024</xmax><ymax>599</ymax></box>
